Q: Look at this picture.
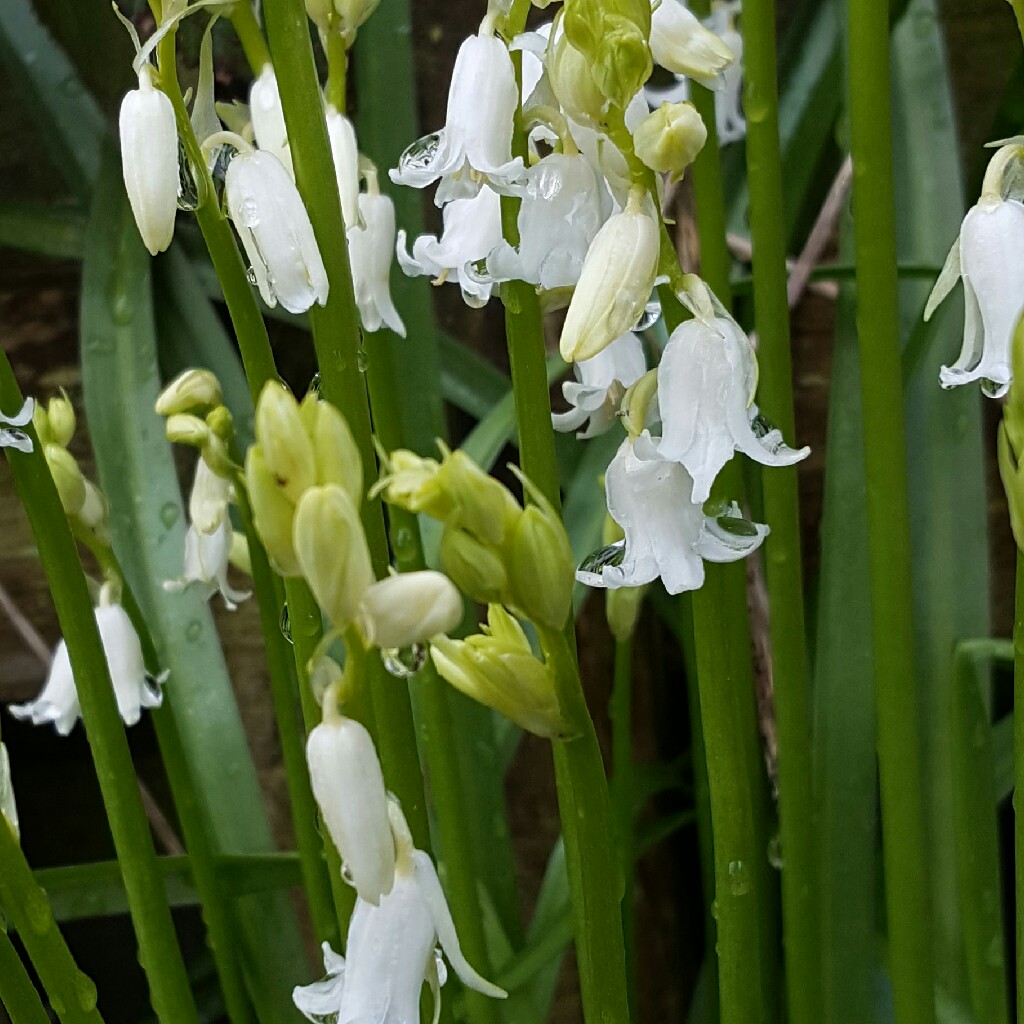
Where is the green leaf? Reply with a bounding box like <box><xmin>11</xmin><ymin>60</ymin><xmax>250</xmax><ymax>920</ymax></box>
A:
<box><xmin>0</xmin><ymin>203</ymin><xmax>86</xmax><ymax>259</ymax></box>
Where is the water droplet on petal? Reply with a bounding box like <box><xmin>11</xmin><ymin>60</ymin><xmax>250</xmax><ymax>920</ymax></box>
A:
<box><xmin>399</xmin><ymin>131</ymin><xmax>443</xmax><ymax>174</ymax></box>
<box><xmin>307</xmin><ymin>372</ymin><xmax>322</xmax><ymax>397</ymax></box>
<box><xmin>577</xmin><ymin>540</ymin><xmax>626</xmax><ymax>575</ymax></box>
<box><xmin>237</xmin><ymin>196</ymin><xmax>260</xmax><ymax>228</ymax></box>
<box><xmin>177</xmin><ymin>139</ymin><xmax>201</xmax><ymax>211</ymax></box>
<box><xmin>381</xmin><ymin>643</ymin><xmax>427</xmax><ymax>678</ymax></box>
<box><xmin>635</xmin><ymin>300</ymin><xmax>662</xmax><ymax>332</ymax></box>
<box><xmin>280</xmin><ymin>604</ymin><xmax>293</xmax><ymax>644</ymax></box>
<box><xmin>246</xmin><ymin>267</ymin><xmax>259</xmax><ymax>286</ymax></box>
<box><xmin>340</xmin><ymin>862</ymin><xmax>355</xmax><ymax>887</ymax></box>
<box><xmin>433</xmin><ymin>947</ymin><xmax>448</xmax><ymax>986</ymax></box>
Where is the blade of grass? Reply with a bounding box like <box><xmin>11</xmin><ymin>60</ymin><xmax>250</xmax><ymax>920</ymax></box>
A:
<box><xmin>0</xmin><ymin>923</ymin><xmax>61</xmax><ymax>1024</ymax></box>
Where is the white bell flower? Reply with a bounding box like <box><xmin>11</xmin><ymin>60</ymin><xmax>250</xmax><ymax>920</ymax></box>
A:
<box><xmin>249</xmin><ymin>65</ymin><xmax>293</xmax><ymax>176</ymax></box>
<box><xmin>220</xmin><ymin>137</ymin><xmax>330</xmax><ymax>314</ymax></box>
<box><xmin>119</xmin><ymin>65</ymin><xmax>180</xmax><ymax>256</ymax></box>
<box><xmin>1</xmin><ymin>743</ymin><xmax>19</xmax><ymax>836</ymax></box>
<box><xmin>349</xmin><ymin>186</ymin><xmax>406</xmax><ymax>337</ymax></box>
<box><xmin>925</xmin><ymin>195</ymin><xmax>1024</xmax><ymax>397</ymax></box>
<box><xmin>292</xmin><ymin>803</ymin><xmax>506</xmax><ymax>1024</ymax></box>
<box><xmin>576</xmin><ymin>431</ymin><xmax>768</xmax><ymax>594</ymax></box>
<box><xmin>483</xmin><ymin>152</ymin><xmax>612</xmax><ymax>291</ymax></box>
<box><xmin>657</xmin><ymin>316</ymin><xmax>809</xmax><ymax>502</ymax></box>
<box><xmin>326</xmin><ymin>106</ymin><xmax>362</xmax><ymax>231</ymax></box>
<box><xmin>649</xmin><ymin>0</ymin><xmax>736</xmax><ymax>90</ymax></box>
<box><xmin>390</xmin><ymin>30</ymin><xmax>526</xmax><ymax>205</ymax></box>
<box><xmin>397</xmin><ymin>187</ymin><xmax>503</xmax><ymax>308</ymax></box>
<box><xmin>356</xmin><ymin>570</ymin><xmax>463</xmax><ymax>649</ymax></box>
<box><xmin>305</xmin><ymin>715</ymin><xmax>396</xmax><ymax>905</ymax></box>
<box><xmin>0</xmin><ymin>398</ymin><xmax>34</xmax><ymax>453</ymax></box>
<box><xmin>10</xmin><ymin>592</ymin><xmax>166</xmax><ymax>735</ymax></box>
<box><xmin>553</xmin><ymin>332</ymin><xmax>647</xmax><ymax>437</ymax></box>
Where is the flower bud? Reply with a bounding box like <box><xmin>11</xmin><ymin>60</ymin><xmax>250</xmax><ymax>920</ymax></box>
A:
<box><xmin>32</xmin><ymin>403</ymin><xmax>53</xmax><ymax>447</ymax></box>
<box><xmin>326</xmin><ymin>107</ymin><xmax>362</xmax><ymax>231</ymax></box>
<box><xmin>357</xmin><ymin>570</ymin><xmax>463</xmax><ymax>649</ymax></box>
<box><xmin>45</xmin><ymin>444</ymin><xmax>86</xmax><ymax>515</ymax></box>
<box><xmin>547</xmin><ymin>22</ymin><xmax>607</xmax><ymax>128</ymax></box>
<box><xmin>633</xmin><ymin>102</ymin><xmax>707</xmax><ymax>178</ymax></box>
<box><xmin>508</xmin><ymin>504</ymin><xmax>574</xmax><ymax>629</ymax></box>
<box><xmin>293</xmin><ymin>485</ymin><xmax>374</xmax><ymax>627</ymax></box>
<box><xmin>78</xmin><ymin>479</ymin><xmax>110</xmax><ymax>540</ymax></box>
<box><xmin>119</xmin><ymin>66</ymin><xmax>179</xmax><ymax>256</ymax></box>
<box><xmin>156</xmin><ymin>369</ymin><xmax>223</xmax><ymax>417</ymax></box>
<box><xmin>245</xmin><ymin>445</ymin><xmax>301</xmax><ymax>576</ymax></box>
<box><xmin>46</xmin><ymin>391</ymin><xmax>76</xmax><ymax>447</ymax></box>
<box><xmin>440</xmin><ymin>527</ymin><xmax>509</xmax><ymax>606</ymax></box>
<box><xmin>563</xmin><ymin>0</ymin><xmax>652</xmax><ymax>108</ymax></box>
<box><xmin>300</xmin><ymin>396</ymin><xmax>363</xmax><ymax>500</ymax></box>
<box><xmin>438</xmin><ymin>451</ymin><xmax>523</xmax><ymax>547</ymax></box>
<box><xmin>256</xmin><ymin>382</ymin><xmax>317</xmax><ymax>503</ymax></box>
<box><xmin>649</xmin><ymin>0</ymin><xmax>735</xmax><ymax>85</ymax></box>
<box><xmin>166</xmin><ymin>414</ymin><xmax>211</xmax><ymax>447</ymax></box>
<box><xmin>375</xmin><ymin>450</ymin><xmax>453</xmax><ymax>520</ymax></box>
<box><xmin>999</xmin><ymin>419</ymin><xmax>1024</xmax><ymax>551</ymax></box>
<box><xmin>249</xmin><ymin>66</ymin><xmax>293</xmax><ymax>177</ymax></box>
<box><xmin>205</xmin><ymin>404</ymin><xmax>234</xmax><ymax>442</ymax></box>
<box><xmin>559</xmin><ymin>193</ymin><xmax>660</xmax><ymax>362</ymax></box>
<box><xmin>306</xmin><ymin>716</ymin><xmax>395</xmax><ymax>904</ymax></box>
<box><xmin>305</xmin><ymin>0</ymin><xmax>381</xmax><ymax>40</ymax></box>
<box><xmin>606</xmin><ymin>584</ymin><xmax>646</xmax><ymax>641</ymax></box>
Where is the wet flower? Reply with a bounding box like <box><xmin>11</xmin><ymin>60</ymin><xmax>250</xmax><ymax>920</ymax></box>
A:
<box><xmin>119</xmin><ymin>65</ymin><xmax>180</xmax><ymax>256</ymax></box>
<box><xmin>390</xmin><ymin>30</ymin><xmax>526</xmax><ymax>204</ymax></box>
<box><xmin>10</xmin><ymin>592</ymin><xmax>165</xmax><ymax>735</ymax></box>
<box><xmin>552</xmin><ymin>332</ymin><xmax>647</xmax><ymax>438</ymax></box>
<box><xmin>576</xmin><ymin>431</ymin><xmax>768</xmax><ymax>594</ymax></box>
<box><xmin>249</xmin><ymin>65</ymin><xmax>293</xmax><ymax>175</ymax></box>
<box><xmin>0</xmin><ymin>398</ymin><xmax>35</xmax><ymax>453</ymax></box>
<box><xmin>357</xmin><ymin>571</ymin><xmax>463</xmax><ymax>650</ymax></box>
<box><xmin>349</xmin><ymin>185</ymin><xmax>406</xmax><ymax>336</ymax></box>
<box><xmin>326</xmin><ymin>106</ymin><xmax>362</xmax><ymax>231</ymax></box>
<box><xmin>657</xmin><ymin>316</ymin><xmax>809</xmax><ymax>502</ymax></box>
<box><xmin>649</xmin><ymin>0</ymin><xmax>735</xmax><ymax>89</ymax></box>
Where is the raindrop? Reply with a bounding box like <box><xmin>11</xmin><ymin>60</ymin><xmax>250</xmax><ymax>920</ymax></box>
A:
<box><xmin>246</xmin><ymin>267</ymin><xmax>259</xmax><ymax>287</ymax></box>
<box><xmin>381</xmin><ymin>643</ymin><xmax>427</xmax><ymax>678</ymax></box>
<box><xmin>307</xmin><ymin>372</ymin><xmax>322</xmax><ymax>397</ymax></box>
<box><xmin>74</xmin><ymin>975</ymin><xmax>98</xmax><ymax>1012</ymax></box>
<box><xmin>159</xmin><ymin>502</ymin><xmax>180</xmax><ymax>529</ymax></box>
<box><xmin>280</xmin><ymin>604</ymin><xmax>293</xmax><ymax>644</ymax></box>
<box><xmin>433</xmin><ymin>947</ymin><xmax>448</xmax><ymax>986</ymax></box>
<box><xmin>176</xmin><ymin>140</ymin><xmax>200</xmax><ymax>211</ymax></box>
<box><xmin>767</xmin><ymin>833</ymin><xmax>783</xmax><ymax>870</ymax></box>
<box><xmin>464</xmin><ymin>257</ymin><xmax>492</xmax><ymax>284</ymax></box>
<box><xmin>727</xmin><ymin>859</ymin><xmax>749</xmax><ymax>896</ymax></box>
<box><xmin>237</xmin><ymin>196</ymin><xmax>260</xmax><ymax>228</ymax></box>
<box><xmin>398</xmin><ymin>131</ymin><xmax>443</xmax><ymax>173</ymax></box>
<box><xmin>185</xmin><ymin>620</ymin><xmax>202</xmax><ymax>642</ymax></box>
<box><xmin>392</xmin><ymin>527</ymin><xmax>415</xmax><ymax>562</ymax></box>
<box><xmin>709</xmin><ymin>899</ymin><xmax>719</xmax><ymax>920</ymax></box>
<box><xmin>635</xmin><ymin>299</ymin><xmax>662</xmax><ymax>332</ymax></box>
<box><xmin>340</xmin><ymin>863</ymin><xmax>355</xmax><ymax>887</ymax></box>
<box><xmin>107</xmin><ymin>283</ymin><xmax>133</xmax><ymax>326</ymax></box>
<box><xmin>25</xmin><ymin>889</ymin><xmax>50</xmax><ymax>935</ymax></box>
<box><xmin>357</xmin><ymin>341</ymin><xmax>369</xmax><ymax>373</ymax></box>
<box><xmin>50</xmin><ymin>996</ymin><xmax>66</xmax><ymax>1016</ymax></box>
<box><xmin>714</xmin><ymin>514</ymin><xmax>760</xmax><ymax>539</ymax></box>
<box><xmin>576</xmin><ymin>540</ymin><xmax>626</xmax><ymax>578</ymax></box>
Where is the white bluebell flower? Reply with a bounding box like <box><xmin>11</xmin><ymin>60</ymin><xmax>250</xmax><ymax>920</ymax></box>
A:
<box><xmin>349</xmin><ymin>187</ymin><xmax>406</xmax><ymax>337</ymax></box>
<box><xmin>0</xmin><ymin>398</ymin><xmax>34</xmax><ymax>453</ymax></box>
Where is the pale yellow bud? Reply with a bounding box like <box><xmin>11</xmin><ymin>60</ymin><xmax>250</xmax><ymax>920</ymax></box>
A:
<box><xmin>439</xmin><ymin>451</ymin><xmax>522</xmax><ymax>547</ymax></box>
<box><xmin>293</xmin><ymin>484</ymin><xmax>374</xmax><ymax>627</ymax></box>
<box><xmin>357</xmin><ymin>570</ymin><xmax>463</xmax><ymax>649</ymax></box>
<box><xmin>165</xmin><ymin>414</ymin><xmax>211</xmax><ymax>447</ymax></box>
<box><xmin>79</xmin><ymin>479</ymin><xmax>110</xmax><ymax>540</ymax></box>
<box><xmin>301</xmin><ymin>396</ymin><xmax>363</xmax><ymax>499</ymax></box>
<box><xmin>255</xmin><ymin>381</ymin><xmax>316</xmax><ymax>503</ymax></box>
<box><xmin>440</xmin><ymin>527</ymin><xmax>509</xmax><ymax>606</ymax></box>
<box><xmin>32</xmin><ymin>404</ymin><xmax>53</xmax><ymax>447</ymax></box>
<box><xmin>46</xmin><ymin>391</ymin><xmax>76</xmax><ymax>447</ymax></box>
<box><xmin>45</xmin><ymin>444</ymin><xmax>86</xmax><ymax>515</ymax></box>
<box><xmin>606</xmin><ymin>584</ymin><xmax>646</xmax><ymax>642</ymax></box>
<box><xmin>633</xmin><ymin>102</ymin><xmax>707</xmax><ymax>178</ymax></box>
<box><xmin>245</xmin><ymin>445</ymin><xmax>301</xmax><ymax>576</ymax></box>
<box><xmin>547</xmin><ymin>22</ymin><xmax>607</xmax><ymax>128</ymax></box>
<box><xmin>205</xmin><ymin>405</ymin><xmax>234</xmax><ymax>441</ymax></box>
<box><xmin>155</xmin><ymin>369</ymin><xmax>223</xmax><ymax>417</ymax></box>
<box><xmin>375</xmin><ymin>449</ymin><xmax>452</xmax><ymax>520</ymax></box>
<box><xmin>507</xmin><ymin>504</ymin><xmax>574</xmax><ymax>630</ymax></box>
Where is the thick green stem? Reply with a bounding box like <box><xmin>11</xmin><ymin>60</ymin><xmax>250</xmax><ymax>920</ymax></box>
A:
<box><xmin>738</xmin><ymin>0</ymin><xmax>820</xmax><ymax>1018</ymax></box>
<box><xmin>0</xmin><ymin>360</ymin><xmax>199</xmax><ymax>1024</ymax></box>
<box><xmin>0</xmin><ymin>822</ymin><xmax>104</xmax><ymax>1024</ymax></box>
<box><xmin>1015</xmin><ymin>554</ymin><xmax>1024</xmax><ymax>1024</ymax></box>
<box><xmin>325</xmin><ymin>33</ymin><xmax>347</xmax><ymax>112</ymax></box>
<box><xmin>0</xmin><ymin>924</ymin><xmax>62</xmax><ymax>1024</ymax></box>
<box><xmin>847</xmin><ymin>0</ymin><xmax>935</xmax><ymax>1018</ymax></box>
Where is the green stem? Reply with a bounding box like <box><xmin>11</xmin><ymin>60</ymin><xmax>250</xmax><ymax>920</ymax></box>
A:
<box><xmin>260</xmin><ymin>0</ymin><xmax>431</xmax><ymax>851</ymax></box>
<box><xmin>325</xmin><ymin>32</ymin><xmax>347</xmax><ymax>112</ymax></box>
<box><xmin>0</xmin><ymin>925</ymin><xmax>59</xmax><ymax>1024</ymax></box>
<box><xmin>0</xmin><ymin>822</ymin><xmax>104</xmax><ymax>1024</ymax></box>
<box><xmin>847</xmin><ymin>0</ymin><xmax>935</xmax><ymax>1016</ymax></box>
<box><xmin>1015</xmin><ymin>553</ymin><xmax>1024</xmax><ymax>1024</ymax></box>
<box><xmin>229</xmin><ymin>0</ymin><xmax>271</xmax><ymax>73</ymax></box>
<box><xmin>0</xmin><ymin>359</ymin><xmax>199</xmax><ymax>1024</ymax></box>
<box><xmin>737</xmin><ymin>0</ymin><xmax>820</xmax><ymax>1018</ymax></box>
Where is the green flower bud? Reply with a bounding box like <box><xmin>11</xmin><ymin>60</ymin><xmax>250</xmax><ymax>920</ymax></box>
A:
<box><xmin>633</xmin><ymin>101</ymin><xmax>707</xmax><ymax>178</ymax></box>
<box><xmin>439</xmin><ymin>451</ymin><xmax>523</xmax><ymax>547</ymax></box>
<box><xmin>165</xmin><ymin>413</ymin><xmax>211</xmax><ymax>447</ymax></box>
<box><xmin>508</xmin><ymin>504</ymin><xmax>574</xmax><ymax>630</ymax></box>
<box><xmin>305</xmin><ymin>0</ymin><xmax>381</xmax><ymax>39</ymax></box>
<box><xmin>547</xmin><ymin>20</ymin><xmax>607</xmax><ymax>128</ymax></box>
<box><xmin>155</xmin><ymin>369</ymin><xmax>223</xmax><ymax>417</ymax></box>
<box><xmin>430</xmin><ymin>606</ymin><xmax>569</xmax><ymax>738</ymax></box>
<box><xmin>44</xmin><ymin>444</ymin><xmax>86</xmax><ymax>515</ymax></box>
<box><xmin>999</xmin><ymin>420</ymin><xmax>1024</xmax><ymax>551</ymax></box>
<box><xmin>293</xmin><ymin>484</ymin><xmax>374</xmax><ymax>627</ymax></box>
<box><xmin>606</xmin><ymin>584</ymin><xmax>646</xmax><ymax>642</ymax></box>
<box><xmin>245</xmin><ymin>444</ymin><xmax>301</xmax><ymax>576</ymax></box>
<box><xmin>205</xmin><ymin>404</ymin><xmax>234</xmax><ymax>441</ymax></box>
<box><xmin>375</xmin><ymin>449</ymin><xmax>453</xmax><ymax>520</ymax></box>
<box><xmin>46</xmin><ymin>390</ymin><xmax>76</xmax><ymax>447</ymax></box>
<box><xmin>32</xmin><ymin>404</ymin><xmax>53</xmax><ymax>447</ymax></box>
<box><xmin>78</xmin><ymin>479</ymin><xmax>110</xmax><ymax>541</ymax></box>
<box><xmin>255</xmin><ymin>381</ymin><xmax>316</xmax><ymax>503</ymax></box>
<box><xmin>357</xmin><ymin>570</ymin><xmax>463</xmax><ymax>649</ymax></box>
<box><xmin>301</xmin><ymin>395</ymin><xmax>363</xmax><ymax>499</ymax></box>
<box><xmin>440</xmin><ymin>526</ymin><xmax>509</xmax><ymax>606</ymax></box>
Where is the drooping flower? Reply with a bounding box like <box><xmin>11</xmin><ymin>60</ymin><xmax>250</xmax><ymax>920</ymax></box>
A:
<box><xmin>292</xmin><ymin>803</ymin><xmax>505</xmax><ymax>1024</ymax></box>
<box><xmin>657</xmin><ymin>316</ymin><xmax>809</xmax><ymax>502</ymax></box>
<box><xmin>357</xmin><ymin>571</ymin><xmax>463</xmax><ymax>650</ymax></box>
<box><xmin>223</xmin><ymin>142</ymin><xmax>330</xmax><ymax>314</ymax></box>
<box><xmin>576</xmin><ymin>431</ymin><xmax>768</xmax><ymax>594</ymax></box>
<box><xmin>119</xmin><ymin>64</ymin><xmax>180</xmax><ymax>256</ymax></box>
<box><xmin>649</xmin><ymin>0</ymin><xmax>735</xmax><ymax>89</ymax></box>
<box><xmin>326</xmin><ymin>106</ymin><xmax>362</xmax><ymax>231</ymax></box>
<box><xmin>552</xmin><ymin>332</ymin><xmax>647</xmax><ymax>437</ymax></box>
<box><xmin>349</xmin><ymin>186</ymin><xmax>406</xmax><ymax>336</ymax></box>
<box><xmin>396</xmin><ymin>186</ymin><xmax>503</xmax><ymax>308</ymax></box>
<box><xmin>926</xmin><ymin>195</ymin><xmax>1024</xmax><ymax>397</ymax></box>
<box><xmin>0</xmin><ymin>398</ymin><xmax>34</xmax><ymax>453</ymax></box>
<box><xmin>10</xmin><ymin>591</ymin><xmax>165</xmax><ymax>735</ymax></box>
<box><xmin>249</xmin><ymin>65</ymin><xmax>293</xmax><ymax>175</ymax></box>
<box><xmin>390</xmin><ymin>30</ymin><xmax>526</xmax><ymax>204</ymax></box>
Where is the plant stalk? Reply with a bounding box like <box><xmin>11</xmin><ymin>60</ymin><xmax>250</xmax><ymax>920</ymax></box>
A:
<box><xmin>0</xmin><ymin>921</ymin><xmax>65</xmax><ymax>1024</ymax></box>
<box><xmin>1015</xmin><ymin>553</ymin><xmax>1024</xmax><ymax>1024</ymax></box>
<box><xmin>611</xmin><ymin>636</ymin><xmax>636</xmax><ymax>1012</ymax></box>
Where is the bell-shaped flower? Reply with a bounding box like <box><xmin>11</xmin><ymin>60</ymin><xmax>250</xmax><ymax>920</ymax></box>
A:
<box><xmin>1</xmin><ymin>398</ymin><xmax>34</xmax><ymax>453</ymax></box>
<box><xmin>357</xmin><ymin>570</ymin><xmax>463</xmax><ymax>650</ymax></box>
<box><xmin>658</xmin><ymin>316</ymin><xmax>809</xmax><ymax>502</ymax></box>
<box><xmin>349</xmin><ymin>187</ymin><xmax>406</xmax><ymax>336</ymax></box>
<box><xmin>10</xmin><ymin>594</ymin><xmax>165</xmax><ymax>735</ymax></box>
<box><xmin>649</xmin><ymin>0</ymin><xmax>736</xmax><ymax>89</ymax></box>
<box><xmin>306</xmin><ymin>714</ymin><xmax>396</xmax><ymax>905</ymax></box>
<box><xmin>249</xmin><ymin>65</ymin><xmax>293</xmax><ymax>176</ymax></box>
<box><xmin>120</xmin><ymin>65</ymin><xmax>180</xmax><ymax>256</ymax></box>
<box><xmin>483</xmin><ymin>152</ymin><xmax>612</xmax><ymax>291</ymax></box>
<box><xmin>553</xmin><ymin>332</ymin><xmax>647</xmax><ymax>437</ymax></box>
<box><xmin>576</xmin><ymin>432</ymin><xmax>768</xmax><ymax>594</ymax></box>
<box><xmin>390</xmin><ymin>31</ymin><xmax>526</xmax><ymax>204</ymax></box>
<box><xmin>926</xmin><ymin>195</ymin><xmax>1024</xmax><ymax>397</ymax></box>
<box><xmin>326</xmin><ymin>106</ymin><xmax>362</xmax><ymax>231</ymax></box>
<box><xmin>223</xmin><ymin>139</ymin><xmax>329</xmax><ymax>314</ymax></box>
<box><xmin>292</xmin><ymin>802</ymin><xmax>505</xmax><ymax>1024</ymax></box>
<box><xmin>559</xmin><ymin>191</ymin><xmax>660</xmax><ymax>362</ymax></box>
<box><xmin>397</xmin><ymin>186</ymin><xmax>503</xmax><ymax>308</ymax></box>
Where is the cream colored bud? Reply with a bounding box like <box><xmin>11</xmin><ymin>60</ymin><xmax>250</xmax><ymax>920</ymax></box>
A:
<box><xmin>45</xmin><ymin>444</ymin><xmax>86</xmax><ymax>515</ymax></box>
<box><xmin>166</xmin><ymin>414</ymin><xmax>211</xmax><ymax>447</ymax></box>
<box><xmin>293</xmin><ymin>485</ymin><xmax>374</xmax><ymax>626</ymax></box>
<box><xmin>245</xmin><ymin>445</ymin><xmax>301</xmax><ymax>576</ymax></box>
<box><xmin>508</xmin><ymin>504</ymin><xmax>574</xmax><ymax>630</ymax></box>
<box><xmin>255</xmin><ymin>382</ymin><xmax>316</xmax><ymax>503</ymax></box>
<box><xmin>79</xmin><ymin>479</ymin><xmax>110</xmax><ymax>540</ymax></box>
<box><xmin>375</xmin><ymin>449</ymin><xmax>453</xmax><ymax>520</ymax></box>
<box><xmin>633</xmin><ymin>102</ymin><xmax>707</xmax><ymax>178</ymax></box>
<box><xmin>155</xmin><ymin>369</ymin><xmax>223</xmax><ymax>417</ymax></box>
<box><xmin>439</xmin><ymin>451</ymin><xmax>523</xmax><ymax>547</ymax></box>
<box><xmin>357</xmin><ymin>570</ymin><xmax>463</xmax><ymax>649</ymax></box>
<box><xmin>606</xmin><ymin>584</ymin><xmax>646</xmax><ymax>642</ymax></box>
<box><xmin>205</xmin><ymin>405</ymin><xmax>234</xmax><ymax>442</ymax></box>
<box><xmin>32</xmin><ymin>404</ymin><xmax>53</xmax><ymax>447</ymax></box>
<box><xmin>440</xmin><ymin>527</ymin><xmax>509</xmax><ymax>606</ymax></box>
<box><xmin>300</xmin><ymin>396</ymin><xmax>363</xmax><ymax>500</ymax></box>
<box><xmin>46</xmin><ymin>391</ymin><xmax>76</xmax><ymax>447</ymax></box>
<box><xmin>547</xmin><ymin>24</ymin><xmax>607</xmax><ymax>128</ymax></box>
